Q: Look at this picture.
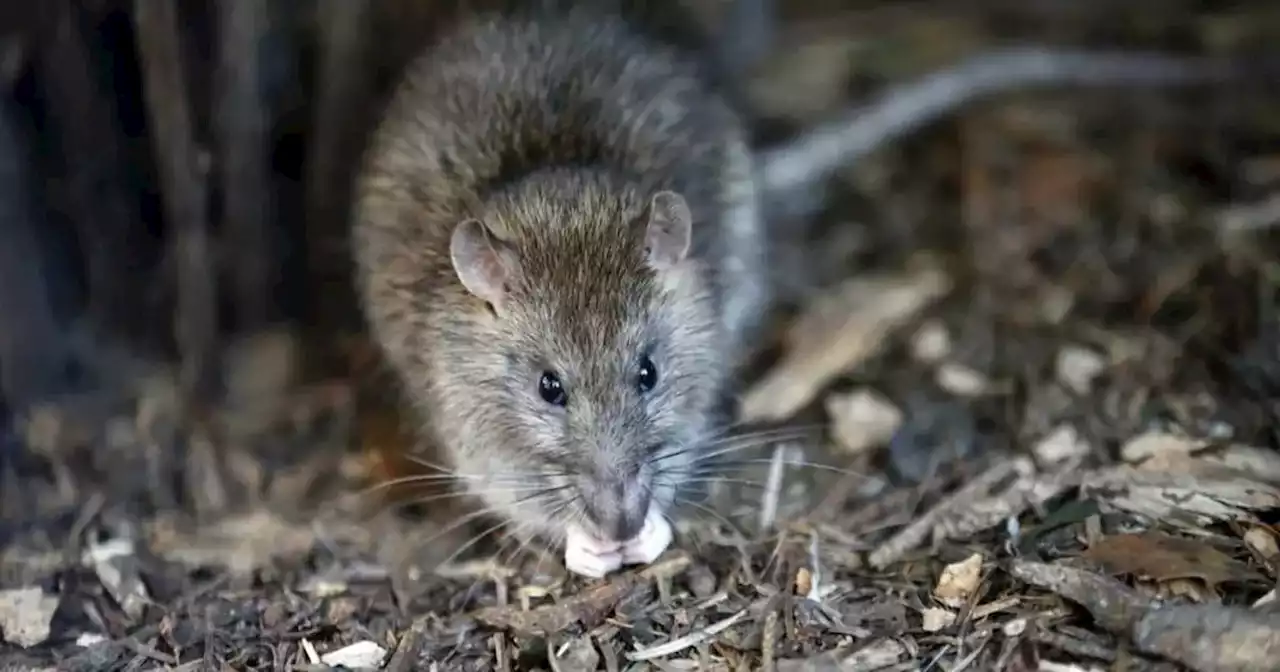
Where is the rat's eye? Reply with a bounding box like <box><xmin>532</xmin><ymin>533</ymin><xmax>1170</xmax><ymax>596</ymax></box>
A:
<box><xmin>637</xmin><ymin>356</ymin><xmax>658</xmax><ymax>393</ymax></box>
<box><xmin>538</xmin><ymin>371</ymin><xmax>568</xmax><ymax>406</ymax></box>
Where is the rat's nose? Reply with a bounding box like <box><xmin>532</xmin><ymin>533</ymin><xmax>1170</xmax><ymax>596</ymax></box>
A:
<box><xmin>582</xmin><ymin>468</ymin><xmax>652</xmax><ymax>542</ymax></box>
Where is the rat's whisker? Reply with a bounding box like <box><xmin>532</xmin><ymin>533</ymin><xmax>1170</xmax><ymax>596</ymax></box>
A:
<box><xmin>671</xmin><ymin>495</ymin><xmax>745</xmax><ymax>536</ymax></box>
<box><xmin>651</xmin><ymin>428</ymin><xmax>816</xmax><ymax>475</ymax></box>
<box><xmin>651</xmin><ymin>436</ymin><xmax>798</xmax><ymax>473</ymax></box>
<box><xmin>403</xmin><ymin>485</ymin><xmax>568</xmax><ymax>554</ymax></box>
<box><xmin>392</xmin><ymin>483</ymin><xmax>568</xmax><ymax>512</ymax></box>
<box><xmin>669</xmin><ymin>476</ymin><xmax>769</xmax><ymax>490</ymax></box>
<box><xmin>398</xmin><ymin>453</ymin><xmax>461</xmax><ymax>475</ymax></box>
<box><xmin>435</xmin><ymin>517</ymin><xmax>512</xmax><ymax>570</ymax></box>
<box><xmin>696</xmin><ymin>419</ymin><xmax>826</xmax><ymax>445</ymax></box>
<box><xmin>648</xmin><ymin>424</ymin><xmax>819</xmax><ymax>469</ymax></box>
<box><xmin>355</xmin><ymin>474</ymin><xmax>546</xmax><ymax>502</ymax></box>
<box><xmin>694</xmin><ymin>457</ymin><xmax>870</xmax><ymax>480</ymax></box>
<box><xmin>399</xmin><ymin>453</ymin><xmax>575</xmax><ymax>482</ymax></box>
<box><xmin>689</xmin><ymin>424</ymin><xmax>822</xmax><ymax>453</ymax></box>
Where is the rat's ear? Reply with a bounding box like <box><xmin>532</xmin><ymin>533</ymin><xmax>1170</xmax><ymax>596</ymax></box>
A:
<box><xmin>644</xmin><ymin>190</ymin><xmax>692</xmax><ymax>269</ymax></box>
<box><xmin>450</xmin><ymin>219</ymin><xmax>518</xmax><ymax>312</ymax></box>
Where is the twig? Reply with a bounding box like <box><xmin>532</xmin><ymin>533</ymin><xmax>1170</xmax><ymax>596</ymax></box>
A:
<box><xmin>304</xmin><ymin>0</ymin><xmax>374</xmax><ymax>330</ymax></box>
<box><xmin>131</xmin><ymin>0</ymin><xmax>217</xmax><ymax>402</ymax></box>
<box><xmin>760</xmin><ymin>47</ymin><xmax>1238</xmax><ymax>196</ymax></box>
<box><xmin>215</xmin><ymin>0</ymin><xmax>273</xmax><ymax>329</ymax></box>
<box><xmin>626</xmin><ymin>609</ymin><xmax>749</xmax><ymax>661</ymax></box>
<box><xmin>384</xmin><ymin>620</ymin><xmax>427</xmax><ymax>672</ymax></box>
<box><xmin>757</xmin><ymin>442</ymin><xmax>788</xmax><ymax>533</ymax></box>
<box><xmin>0</xmin><ymin>94</ymin><xmax>74</xmax><ymax>409</ymax></box>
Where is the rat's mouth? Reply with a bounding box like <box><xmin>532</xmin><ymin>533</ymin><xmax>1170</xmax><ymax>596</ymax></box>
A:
<box><xmin>563</xmin><ymin>503</ymin><xmax>672</xmax><ymax>578</ymax></box>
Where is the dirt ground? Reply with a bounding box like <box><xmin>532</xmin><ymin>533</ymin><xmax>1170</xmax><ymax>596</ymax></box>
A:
<box><xmin>4</xmin><ymin>2</ymin><xmax>1280</xmax><ymax>671</ymax></box>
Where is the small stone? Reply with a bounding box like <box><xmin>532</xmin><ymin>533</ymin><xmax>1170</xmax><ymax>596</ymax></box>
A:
<box><xmin>1055</xmin><ymin>346</ymin><xmax>1107</xmax><ymax>394</ymax></box>
<box><xmin>909</xmin><ymin>320</ymin><xmax>951</xmax><ymax>363</ymax></box>
<box><xmin>935</xmin><ymin>363</ymin><xmax>990</xmax><ymax>396</ymax></box>
<box><xmin>825</xmin><ymin>388</ymin><xmax>903</xmax><ymax>455</ymax></box>
<box><xmin>0</xmin><ymin>587</ymin><xmax>59</xmax><ymax>648</ymax></box>
<box><xmin>320</xmin><ymin>641</ymin><xmax>387</xmax><ymax>670</ymax></box>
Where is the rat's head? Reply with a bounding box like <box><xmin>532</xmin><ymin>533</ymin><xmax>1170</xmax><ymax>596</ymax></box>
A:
<box><xmin>442</xmin><ymin>174</ymin><xmax>726</xmax><ymax>548</ymax></box>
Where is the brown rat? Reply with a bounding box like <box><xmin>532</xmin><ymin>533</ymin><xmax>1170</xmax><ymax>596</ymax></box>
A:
<box><xmin>349</xmin><ymin>0</ymin><xmax>1247</xmax><ymax>577</ymax></box>
<box><xmin>352</xmin><ymin>0</ymin><xmax>765</xmax><ymax>576</ymax></box>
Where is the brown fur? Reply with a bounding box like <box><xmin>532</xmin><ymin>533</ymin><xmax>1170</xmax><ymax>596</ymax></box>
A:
<box><xmin>352</xmin><ymin>0</ymin><xmax>768</xmax><ymax>546</ymax></box>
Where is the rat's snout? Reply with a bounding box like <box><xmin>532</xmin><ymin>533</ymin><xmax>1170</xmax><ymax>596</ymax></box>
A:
<box><xmin>581</xmin><ymin>465</ymin><xmax>652</xmax><ymax>542</ymax></box>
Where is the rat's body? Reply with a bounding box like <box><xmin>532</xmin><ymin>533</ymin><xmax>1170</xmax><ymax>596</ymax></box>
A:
<box><xmin>351</xmin><ymin>0</ymin><xmax>1244</xmax><ymax>577</ymax></box>
<box><xmin>354</xmin><ymin>0</ymin><xmax>762</xmax><ymax>575</ymax></box>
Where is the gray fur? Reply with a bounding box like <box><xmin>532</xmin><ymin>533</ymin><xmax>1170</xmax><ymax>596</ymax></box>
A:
<box><xmin>352</xmin><ymin>1</ymin><xmax>761</xmax><ymax>545</ymax></box>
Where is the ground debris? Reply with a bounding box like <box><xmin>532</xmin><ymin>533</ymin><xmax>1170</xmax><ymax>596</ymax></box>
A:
<box><xmin>741</xmin><ymin>263</ymin><xmax>951</xmax><ymax>423</ymax></box>
<box><xmin>0</xmin><ymin>586</ymin><xmax>59</xmax><ymax>647</ymax></box>
<box><xmin>1083</xmin><ymin>532</ymin><xmax>1265</xmax><ymax>592</ymax></box>
<box><xmin>319</xmin><ymin>640</ymin><xmax>387</xmax><ymax>669</ymax></box>
<box><xmin>1010</xmin><ymin>559</ymin><xmax>1280</xmax><ymax>671</ymax></box>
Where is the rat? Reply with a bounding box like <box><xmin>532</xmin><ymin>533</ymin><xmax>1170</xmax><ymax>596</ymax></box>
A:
<box><xmin>349</xmin><ymin>0</ymin><xmax>1246</xmax><ymax>578</ymax></box>
<box><xmin>354</xmin><ymin>0</ymin><xmax>762</xmax><ymax>578</ymax></box>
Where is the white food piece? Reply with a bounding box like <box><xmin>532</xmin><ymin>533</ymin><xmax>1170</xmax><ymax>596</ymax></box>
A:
<box><xmin>564</xmin><ymin>526</ymin><xmax>624</xmax><ymax>579</ymax></box>
<box><xmin>564</xmin><ymin>507</ymin><xmax>673</xmax><ymax>578</ymax></box>
<box><xmin>620</xmin><ymin>509</ymin><xmax>673</xmax><ymax>565</ymax></box>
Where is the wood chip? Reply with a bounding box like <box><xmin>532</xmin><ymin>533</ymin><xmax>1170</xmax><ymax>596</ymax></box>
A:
<box><xmin>934</xmin><ymin>553</ymin><xmax>984</xmax><ymax>608</ymax></box>
<box><xmin>825</xmin><ymin>388</ymin><xmax>902</xmax><ymax>455</ymax></box>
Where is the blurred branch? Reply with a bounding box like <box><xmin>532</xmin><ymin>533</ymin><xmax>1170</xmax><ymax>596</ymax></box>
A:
<box><xmin>34</xmin><ymin>0</ymin><xmax>152</xmax><ymax>343</ymax></box>
<box><xmin>131</xmin><ymin>0</ymin><xmax>217</xmax><ymax>402</ymax></box>
<box><xmin>216</xmin><ymin>0</ymin><xmax>274</xmax><ymax>330</ymax></box>
<box><xmin>304</xmin><ymin>0</ymin><xmax>373</xmax><ymax>331</ymax></box>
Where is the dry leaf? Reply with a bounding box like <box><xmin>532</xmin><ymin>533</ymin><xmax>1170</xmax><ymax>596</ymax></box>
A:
<box><xmin>1083</xmin><ymin>532</ymin><xmax>1261</xmax><ymax>590</ymax></box>
<box><xmin>935</xmin><ymin>553</ymin><xmax>984</xmax><ymax>608</ymax></box>
<box><xmin>1120</xmin><ymin>431</ymin><xmax>1206</xmax><ymax>463</ymax></box>
<box><xmin>741</xmin><ymin>266</ymin><xmax>950</xmax><ymax>423</ymax></box>
<box><xmin>825</xmin><ymin>388</ymin><xmax>902</xmax><ymax>455</ymax></box>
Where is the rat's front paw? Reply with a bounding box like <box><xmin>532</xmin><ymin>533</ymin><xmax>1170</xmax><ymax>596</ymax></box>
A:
<box><xmin>620</xmin><ymin>509</ymin><xmax>672</xmax><ymax>565</ymax></box>
<box><xmin>564</xmin><ymin>526</ymin><xmax>622</xmax><ymax>579</ymax></box>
